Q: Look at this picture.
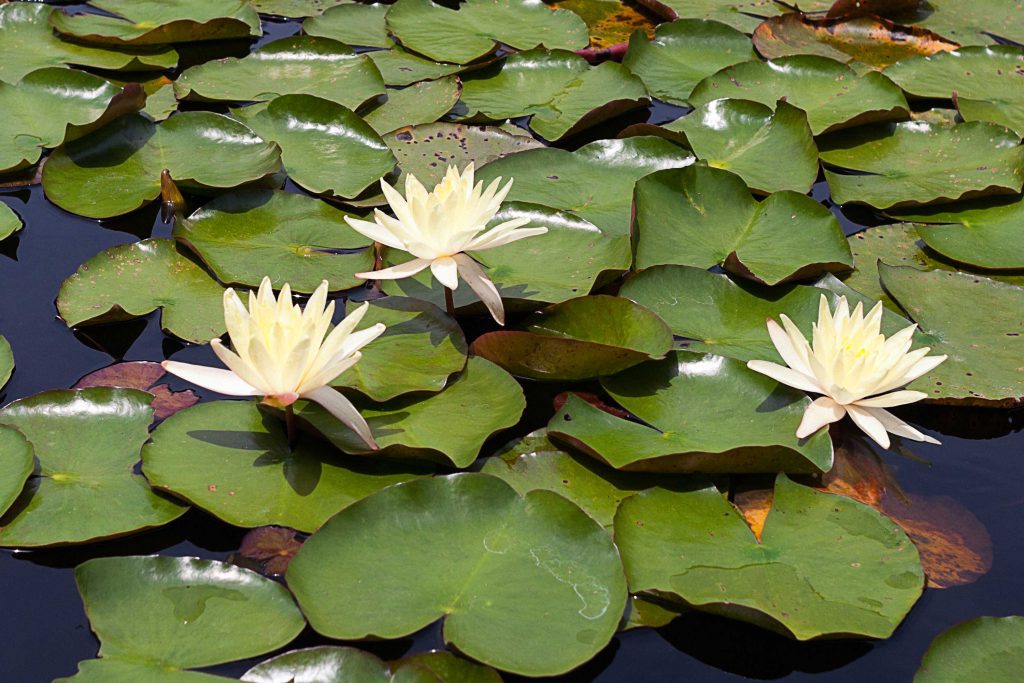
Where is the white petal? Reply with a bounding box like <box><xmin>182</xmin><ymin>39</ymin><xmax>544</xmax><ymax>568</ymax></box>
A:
<box><xmin>767</xmin><ymin>318</ymin><xmax>812</xmax><ymax>377</ymax></box>
<box><xmin>211</xmin><ymin>339</ymin><xmax>271</xmax><ymax>392</ymax></box>
<box><xmin>453</xmin><ymin>253</ymin><xmax>505</xmax><ymax>325</ymax></box>
<box><xmin>304</xmin><ymin>385</ymin><xmax>378</xmax><ymax>450</ymax></box>
<box><xmin>344</xmin><ymin>216</ymin><xmax>408</xmax><ymax>250</ymax></box>
<box><xmin>467</xmin><ymin>225</ymin><xmax>548</xmax><ymax>251</ymax></box>
<box><xmin>853</xmin><ymin>390</ymin><xmax>929</xmax><ymax>408</ymax></box>
<box><xmin>355</xmin><ymin>257</ymin><xmax>431</xmax><ymax>281</ymax></box>
<box><xmin>746</xmin><ymin>360</ymin><xmax>824</xmax><ymax>394</ymax></box>
<box><xmin>161</xmin><ymin>361</ymin><xmax>261</xmax><ymax>397</ymax></box>
<box><xmin>846</xmin><ymin>404</ymin><xmax>891</xmax><ymax>450</ymax></box>
<box><xmin>862</xmin><ymin>406</ymin><xmax>941</xmax><ymax>445</ymax></box>
<box><xmin>899</xmin><ymin>353</ymin><xmax>948</xmax><ymax>385</ymax></box>
<box><xmin>430</xmin><ymin>255</ymin><xmax>460</xmax><ymax>290</ymax></box>
<box><xmin>796</xmin><ymin>396</ymin><xmax>846</xmax><ymax>438</ymax></box>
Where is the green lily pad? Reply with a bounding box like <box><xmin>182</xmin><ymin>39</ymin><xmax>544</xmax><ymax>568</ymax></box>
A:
<box><xmin>0</xmin><ymin>203</ymin><xmax>22</xmax><ymax>241</ymax></box>
<box><xmin>76</xmin><ymin>555</ymin><xmax>305</xmax><ymax>668</ymax></box>
<box><xmin>57</xmin><ymin>238</ymin><xmax>226</xmax><ymax>344</ymax></box>
<box><xmin>648</xmin><ymin>0</ymin><xmax>783</xmax><ymax>32</ymax></box>
<box><xmin>460</xmin><ymin>48</ymin><xmax>648</xmax><ymax>141</ymax></box>
<box><xmin>300</xmin><ymin>357</ymin><xmax>524</xmax><ymax>468</ymax></box>
<box><xmin>379</xmin><ymin>203</ymin><xmax>630</xmax><ymax>312</ymax></box>
<box><xmin>898</xmin><ymin>0</ymin><xmax>1024</xmax><ymax>46</ymax></box>
<box><xmin>915</xmin><ymin>616</ymin><xmax>1024</xmax><ymax>681</ymax></box>
<box><xmin>820</xmin><ymin>120</ymin><xmax>1024</xmax><ymax>209</ymax></box>
<box><xmin>469</xmin><ymin>295</ymin><xmax>673</xmax><ymax>380</ymax></box>
<box><xmin>689</xmin><ymin>55</ymin><xmax>909</xmax><ymax>135</ymax></box>
<box><xmin>57</xmin><ymin>659</ymin><xmax>231</xmax><ymax>682</ymax></box>
<box><xmin>176</xmin><ymin>190</ymin><xmax>372</xmax><ymax>293</ymax></box>
<box><xmin>0</xmin><ymin>3</ymin><xmax>178</xmax><ymax>83</ymax></box>
<box><xmin>391</xmin><ymin>651</ymin><xmax>503</xmax><ymax>683</ymax></box>
<box><xmin>0</xmin><ymin>335</ymin><xmax>12</xmax><ymax>390</ymax></box>
<box><xmin>366</xmin><ymin>46</ymin><xmax>464</xmax><ymax>87</ymax></box>
<box><xmin>550</xmin><ymin>352</ymin><xmax>834</xmax><ymax>473</ymax></box>
<box><xmin>333</xmin><ymin>297</ymin><xmax>468</xmax><ymax>401</ymax></box>
<box><xmin>889</xmin><ymin>195</ymin><xmax>1024</xmax><ymax>270</ymax></box>
<box><xmin>480</xmin><ymin>431</ymin><xmax>689</xmax><ymax>527</ymax></box>
<box><xmin>634</xmin><ymin>165</ymin><xmax>851</xmax><ymax>285</ymax></box>
<box><xmin>287</xmin><ymin>473</ymin><xmax>627</xmax><ymax>676</ymax></box>
<box><xmin>879</xmin><ymin>264</ymin><xmax>1024</xmax><ymax>405</ymax></box>
<box><xmin>883</xmin><ymin>46</ymin><xmax>1024</xmax><ymax>136</ymax></box>
<box><xmin>174</xmin><ymin>36</ymin><xmax>385</xmax><ymax>110</ymax></box>
<box><xmin>660</xmin><ymin>99</ymin><xmax>819</xmax><ymax>194</ymax></box>
<box><xmin>364</xmin><ymin>77</ymin><xmax>462</xmax><ymax>135</ymax></box>
<box><xmin>0</xmin><ymin>67</ymin><xmax>144</xmax><ymax>174</ymax></box>
<box><xmin>384</xmin><ymin>0</ymin><xmax>589</xmax><ymax>65</ymax></box>
<box><xmin>233</xmin><ymin>95</ymin><xmax>396</xmax><ymax>199</ymax></box>
<box><xmin>142</xmin><ymin>400</ymin><xmax>430</xmax><ymax>533</ymax></box>
<box><xmin>0</xmin><ymin>388</ymin><xmax>187</xmax><ymax>547</ymax></box>
<box><xmin>621</xmin><ymin>19</ymin><xmax>757</xmax><ymax>105</ymax></box>
<box><xmin>50</xmin><ymin>0</ymin><xmax>262</xmax><ymax>46</ymax></box>
<box><xmin>243</xmin><ymin>647</ymin><xmax>502</xmax><ymax>683</ymax></box>
<box><xmin>0</xmin><ymin>425</ymin><xmax>33</xmax><ymax>519</ymax></box>
<box><xmin>475</xmin><ymin>136</ymin><xmax>694</xmax><ymax>240</ymax></box>
<box><xmin>614</xmin><ymin>474</ymin><xmax>924</xmax><ymax>639</ymax></box>
<box><xmin>42</xmin><ymin>113</ymin><xmax>282</xmax><ymax>219</ymax></box>
<box><xmin>303</xmin><ymin>2</ymin><xmax>390</xmax><ymax>48</ymax></box>
<box><xmin>253</xmin><ymin>0</ymin><xmax>351</xmax><ymax>18</ymax></box>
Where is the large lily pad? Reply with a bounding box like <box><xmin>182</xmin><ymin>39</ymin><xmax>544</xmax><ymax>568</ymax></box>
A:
<box><xmin>459</xmin><ymin>49</ymin><xmax>648</xmax><ymax>141</ymax></box>
<box><xmin>550</xmin><ymin>352</ymin><xmax>834</xmax><ymax>473</ymax></box>
<box><xmin>897</xmin><ymin>0</ymin><xmax>1024</xmax><ymax>46</ymax></box>
<box><xmin>660</xmin><ymin>99</ymin><xmax>819</xmax><ymax>194</ymax></box>
<box><xmin>384</xmin><ymin>0</ymin><xmax>589</xmax><ymax>65</ymax></box>
<box><xmin>0</xmin><ymin>388</ymin><xmax>187</xmax><ymax>547</ymax></box>
<box><xmin>0</xmin><ymin>3</ymin><xmax>178</xmax><ymax>83</ymax></box>
<box><xmin>0</xmin><ymin>204</ymin><xmax>21</xmax><ymax>241</ymax></box>
<box><xmin>0</xmin><ymin>67</ymin><xmax>144</xmax><ymax>174</ymax></box>
<box><xmin>76</xmin><ymin>555</ymin><xmax>304</xmax><ymax>668</ymax></box>
<box><xmin>363</xmin><ymin>77</ymin><xmax>463</xmax><ymax>135</ymax></box>
<box><xmin>57</xmin><ymin>239</ymin><xmax>227</xmax><ymax>344</ymax></box>
<box><xmin>50</xmin><ymin>0</ymin><xmax>262</xmax><ymax>46</ymax></box>
<box><xmin>57</xmin><ymin>659</ymin><xmax>230</xmax><ymax>682</ymax></box>
<box><xmin>300</xmin><ymin>357</ymin><xmax>525</xmax><ymax>468</ymax></box>
<box><xmin>174</xmin><ymin>36</ymin><xmax>385</xmax><ymax>110</ymax></box>
<box><xmin>366</xmin><ymin>46</ymin><xmax>464</xmax><ymax>87</ymax></box>
<box><xmin>42</xmin><ymin>113</ymin><xmax>282</xmax><ymax>219</ymax></box>
<box><xmin>243</xmin><ymin>647</ymin><xmax>502</xmax><ymax>683</ymax></box>
<box><xmin>915</xmin><ymin>616</ymin><xmax>1024</xmax><ymax>681</ymax></box>
<box><xmin>142</xmin><ymin>400</ymin><xmax>429</xmax><ymax>532</ymax></box>
<box><xmin>0</xmin><ymin>425</ymin><xmax>33</xmax><ymax>519</ymax></box>
<box><xmin>614</xmin><ymin>475</ymin><xmax>924</xmax><ymax>639</ymax></box>
<box><xmin>879</xmin><ymin>264</ymin><xmax>1024</xmax><ymax>404</ymax></box>
<box><xmin>622</xmin><ymin>19</ymin><xmax>757</xmax><ymax>105</ymax></box>
<box><xmin>252</xmin><ymin>0</ymin><xmax>351</xmax><ymax>18</ymax></box>
<box><xmin>634</xmin><ymin>165</ymin><xmax>851</xmax><ymax>284</ymax></box>
<box><xmin>820</xmin><ymin>120</ymin><xmax>1024</xmax><ymax>209</ymax></box>
<box><xmin>470</xmin><ymin>295</ymin><xmax>672</xmax><ymax>381</ymax></box>
<box><xmin>883</xmin><ymin>46</ymin><xmax>1024</xmax><ymax>136</ymax></box>
<box><xmin>287</xmin><ymin>473</ymin><xmax>628</xmax><ymax>676</ymax></box>
<box><xmin>642</xmin><ymin>0</ymin><xmax>782</xmax><ymax>32</ymax></box>
<box><xmin>689</xmin><ymin>55</ymin><xmax>909</xmax><ymax>134</ymax></box>
<box><xmin>176</xmin><ymin>190</ymin><xmax>373</xmax><ymax>293</ymax></box>
<box><xmin>332</xmin><ymin>297</ymin><xmax>468</xmax><ymax>401</ymax></box>
<box><xmin>303</xmin><ymin>2</ymin><xmax>390</xmax><ymax>48</ymax></box>
<box><xmin>475</xmin><ymin>136</ymin><xmax>694</xmax><ymax>240</ymax></box>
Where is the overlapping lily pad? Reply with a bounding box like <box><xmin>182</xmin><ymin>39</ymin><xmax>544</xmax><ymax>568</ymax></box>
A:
<box><xmin>300</xmin><ymin>357</ymin><xmax>524</xmax><ymax>467</ymax></box>
<box><xmin>366</xmin><ymin>46</ymin><xmax>464</xmax><ymax>87</ymax></box>
<box><xmin>622</xmin><ymin>19</ymin><xmax>757</xmax><ymax>105</ymax></box>
<box><xmin>899</xmin><ymin>0</ymin><xmax>1024</xmax><ymax>46</ymax></box>
<box><xmin>550</xmin><ymin>0</ymin><xmax>658</xmax><ymax>50</ymax></box>
<box><xmin>384</xmin><ymin>0</ymin><xmax>589</xmax><ymax>64</ymax></box>
<box><xmin>175</xmin><ymin>36</ymin><xmax>385</xmax><ymax>110</ymax></box>
<box><xmin>43</xmin><ymin>113</ymin><xmax>282</xmax><ymax>219</ymax></box>
<box><xmin>57</xmin><ymin>659</ymin><xmax>231</xmax><ymax>682</ymax></box>
<box><xmin>50</xmin><ymin>0</ymin><xmax>262</xmax><ymax>46</ymax></box>
<box><xmin>0</xmin><ymin>425</ymin><xmax>33</xmax><ymax>519</ymax></box>
<box><xmin>287</xmin><ymin>473</ymin><xmax>628</xmax><ymax>676</ymax></box>
<box><xmin>0</xmin><ymin>3</ymin><xmax>178</xmax><ymax>83</ymax></box>
<box><xmin>689</xmin><ymin>55</ymin><xmax>910</xmax><ymax>134</ymax></box>
<box><xmin>884</xmin><ymin>46</ymin><xmax>1024</xmax><ymax>136</ymax></box>
<box><xmin>0</xmin><ymin>388</ymin><xmax>187</xmax><ymax>547</ymax></box>
<box><xmin>332</xmin><ymin>297</ymin><xmax>468</xmax><ymax>401</ymax></box>
<box><xmin>0</xmin><ymin>335</ymin><xmax>12</xmax><ymax>390</ymax></box>
<box><xmin>363</xmin><ymin>77</ymin><xmax>462</xmax><ymax>135</ymax></box>
<box><xmin>243</xmin><ymin>647</ymin><xmax>502</xmax><ymax>683</ymax></box>
<box><xmin>614</xmin><ymin>475</ymin><xmax>924</xmax><ymax>639</ymax></box>
<box><xmin>0</xmin><ymin>68</ymin><xmax>144</xmax><ymax>174</ymax></box>
<box><xmin>57</xmin><ymin>239</ymin><xmax>227</xmax><ymax>344</ymax></box>
<box><xmin>176</xmin><ymin>190</ymin><xmax>373</xmax><ymax>293</ymax></box>
<box><xmin>253</xmin><ymin>0</ymin><xmax>351</xmax><ymax>18</ymax></box>
<box><xmin>460</xmin><ymin>49</ymin><xmax>648</xmax><ymax>141</ymax></box>
<box><xmin>142</xmin><ymin>400</ymin><xmax>430</xmax><ymax>532</ymax></box>
<box><xmin>647</xmin><ymin>0</ymin><xmax>782</xmax><ymax>32</ymax></box>
<box><xmin>0</xmin><ymin>204</ymin><xmax>22</xmax><ymax>241</ymax></box>
<box><xmin>470</xmin><ymin>295</ymin><xmax>672</xmax><ymax>380</ymax></box>
<box><xmin>660</xmin><ymin>99</ymin><xmax>819</xmax><ymax>194</ymax></box>
<box><xmin>820</xmin><ymin>120</ymin><xmax>1024</xmax><ymax>208</ymax></box>
<box><xmin>233</xmin><ymin>95</ymin><xmax>396</xmax><ymax>199</ymax></box>
<box><xmin>550</xmin><ymin>352</ymin><xmax>834</xmax><ymax>473</ymax></box>
<box><xmin>303</xmin><ymin>2</ymin><xmax>390</xmax><ymax>48</ymax></box>
<box><xmin>76</xmin><ymin>555</ymin><xmax>305</xmax><ymax>668</ymax></box>
<box><xmin>634</xmin><ymin>166</ymin><xmax>851</xmax><ymax>284</ymax></box>
<box><xmin>915</xmin><ymin>616</ymin><xmax>1024</xmax><ymax>681</ymax></box>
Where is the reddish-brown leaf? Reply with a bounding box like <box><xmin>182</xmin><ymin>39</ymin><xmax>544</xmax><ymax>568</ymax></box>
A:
<box><xmin>74</xmin><ymin>361</ymin><xmax>198</xmax><ymax>420</ymax></box>
<box><xmin>237</xmin><ymin>526</ymin><xmax>304</xmax><ymax>576</ymax></box>
<box><xmin>552</xmin><ymin>391</ymin><xmax>630</xmax><ymax>419</ymax></box>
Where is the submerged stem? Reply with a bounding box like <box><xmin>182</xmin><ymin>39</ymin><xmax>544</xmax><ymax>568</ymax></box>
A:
<box><xmin>444</xmin><ymin>286</ymin><xmax>455</xmax><ymax>318</ymax></box>
<box><xmin>285</xmin><ymin>404</ymin><xmax>297</xmax><ymax>450</ymax></box>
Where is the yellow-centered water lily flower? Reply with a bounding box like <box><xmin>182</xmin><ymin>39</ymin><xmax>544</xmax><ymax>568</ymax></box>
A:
<box><xmin>345</xmin><ymin>162</ymin><xmax>548</xmax><ymax>325</ymax></box>
<box><xmin>746</xmin><ymin>294</ymin><xmax>946</xmax><ymax>449</ymax></box>
<box><xmin>162</xmin><ymin>277</ymin><xmax>385</xmax><ymax>449</ymax></box>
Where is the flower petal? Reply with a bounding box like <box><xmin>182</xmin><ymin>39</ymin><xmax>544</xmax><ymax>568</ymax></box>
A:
<box><xmin>468</xmin><ymin>225</ymin><xmax>548</xmax><ymax>251</ymax></box>
<box><xmin>853</xmin><ymin>390</ymin><xmax>929</xmax><ymax>408</ymax></box>
<box><xmin>846</xmin><ymin>404</ymin><xmax>891</xmax><ymax>450</ymax></box>
<box><xmin>796</xmin><ymin>396</ymin><xmax>846</xmax><ymax>438</ymax></box>
<box><xmin>211</xmin><ymin>339</ymin><xmax>270</xmax><ymax>392</ymax></box>
<box><xmin>767</xmin><ymin>318</ymin><xmax>812</xmax><ymax>377</ymax></box>
<box><xmin>453</xmin><ymin>252</ymin><xmax>504</xmax><ymax>325</ymax></box>
<box><xmin>355</xmin><ymin>257</ymin><xmax>431</xmax><ymax>281</ymax></box>
<box><xmin>746</xmin><ymin>360</ymin><xmax>824</xmax><ymax>394</ymax></box>
<box><xmin>861</xmin><ymin>406</ymin><xmax>940</xmax><ymax>445</ymax></box>
<box><xmin>161</xmin><ymin>361</ymin><xmax>261</xmax><ymax>397</ymax></box>
<box><xmin>304</xmin><ymin>385</ymin><xmax>378</xmax><ymax>450</ymax></box>
<box><xmin>344</xmin><ymin>216</ymin><xmax>408</xmax><ymax>250</ymax></box>
<box><xmin>430</xmin><ymin>255</ymin><xmax>459</xmax><ymax>290</ymax></box>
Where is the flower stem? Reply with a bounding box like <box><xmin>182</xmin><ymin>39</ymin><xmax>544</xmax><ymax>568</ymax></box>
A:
<box><xmin>444</xmin><ymin>286</ymin><xmax>455</xmax><ymax>318</ymax></box>
<box><xmin>285</xmin><ymin>404</ymin><xmax>297</xmax><ymax>450</ymax></box>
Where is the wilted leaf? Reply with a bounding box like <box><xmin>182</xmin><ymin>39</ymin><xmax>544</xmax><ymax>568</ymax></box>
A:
<box><xmin>73</xmin><ymin>361</ymin><xmax>198</xmax><ymax>420</ymax></box>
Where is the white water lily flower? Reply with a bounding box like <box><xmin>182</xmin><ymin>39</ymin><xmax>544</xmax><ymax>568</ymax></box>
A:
<box><xmin>162</xmin><ymin>277</ymin><xmax>385</xmax><ymax>449</ymax></box>
<box><xmin>746</xmin><ymin>294</ymin><xmax>947</xmax><ymax>449</ymax></box>
<box><xmin>346</xmin><ymin>162</ymin><xmax>548</xmax><ymax>325</ymax></box>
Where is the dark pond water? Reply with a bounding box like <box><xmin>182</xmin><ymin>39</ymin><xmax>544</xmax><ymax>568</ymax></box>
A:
<box><xmin>2</xmin><ymin>9</ymin><xmax>1023</xmax><ymax>683</ymax></box>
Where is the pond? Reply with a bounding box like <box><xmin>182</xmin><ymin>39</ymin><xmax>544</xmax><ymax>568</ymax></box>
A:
<box><xmin>1</xmin><ymin>1</ymin><xmax>1023</xmax><ymax>681</ymax></box>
